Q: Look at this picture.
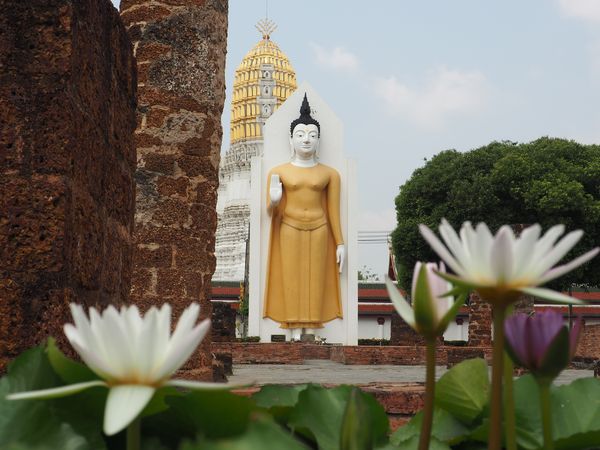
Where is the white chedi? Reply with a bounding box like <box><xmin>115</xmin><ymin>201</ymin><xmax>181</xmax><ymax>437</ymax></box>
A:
<box><xmin>8</xmin><ymin>303</ymin><xmax>227</xmax><ymax>436</ymax></box>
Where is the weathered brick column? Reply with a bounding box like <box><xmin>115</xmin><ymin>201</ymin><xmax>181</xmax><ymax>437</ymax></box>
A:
<box><xmin>0</xmin><ymin>0</ymin><xmax>137</xmax><ymax>370</ymax></box>
<box><xmin>467</xmin><ymin>291</ymin><xmax>492</xmax><ymax>347</ymax></box>
<box><xmin>120</xmin><ymin>0</ymin><xmax>228</xmax><ymax>379</ymax></box>
<box><xmin>390</xmin><ymin>312</ymin><xmax>426</xmax><ymax>346</ymax></box>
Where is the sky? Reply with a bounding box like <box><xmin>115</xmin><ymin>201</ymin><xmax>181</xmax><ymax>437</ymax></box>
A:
<box><xmin>113</xmin><ymin>0</ymin><xmax>600</xmax><ymax>277</ymax></box>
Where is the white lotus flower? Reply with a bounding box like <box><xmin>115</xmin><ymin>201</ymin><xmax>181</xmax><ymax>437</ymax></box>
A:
<box><xmin>7</xmin><ymin>303</ymin><xmax>224</xmax><ymax>436</ymax></box>
<box><xmin>386</xmin><ymin>262</ymin><xmax>466</xmax><ymax>338</ymax></box>
<box><xmin>419</xmin><ymin>220</ymin><xmax>599</xmax><ymax>305</ymax></box>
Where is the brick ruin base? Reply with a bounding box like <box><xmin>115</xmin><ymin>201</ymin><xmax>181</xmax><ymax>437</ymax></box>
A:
<box><xmin>0</xmin><ymin>0</ymin><xmax>136</xmax><ymax>370</ymax></box>
<box><xmin>212</xmin><ymin>342</ymin><xmax>493</xmax><ymax>367</ymax></box>
<box><xmin>121</xmin><ymin>0</ymin><xmax>228</xmax><ymax>380</ymax></box>
<box><xmin>468</xmin><ymin>291</ymin><xmax>492</xmax><ymax>347</ymax></box>
<box><xmin>212</xmin><ymin>302</ymin><xmax>237</xmax><ymax>342</ymax></box>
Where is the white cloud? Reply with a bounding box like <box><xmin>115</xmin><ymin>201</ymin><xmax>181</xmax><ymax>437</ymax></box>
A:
<box><xmin>558</xmin><ymin>0</ymin><xmax>600</xmax><ymax>22</ymax></box>
<box><xmin>374</xmin><ymin>66</ymin><xmax>488</xmax><ymax>129</ymax></box>
<box><xmin>310</xmin><ymin>43</ymin><xmax>359</xmax><ymax>71</ymax></box>
<box><xmin>359</xmin><ymin>208</ymin><xmax>397</xmax><ymax>232</ymax></box>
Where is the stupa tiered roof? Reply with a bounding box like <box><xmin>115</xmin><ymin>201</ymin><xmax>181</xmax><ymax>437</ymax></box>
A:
<box><xmin>229</xmin><ymin>36</ymin><xmax>297</xmax><ymax>144</ymax></box>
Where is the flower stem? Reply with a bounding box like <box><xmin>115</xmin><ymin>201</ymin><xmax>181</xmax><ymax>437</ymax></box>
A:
<box><xmin>488</xmin><ymin>305</ymin><xmax>506</xmax><ymax>450</ymax></box>
<box><xmin>538</xmin><ymin>380</ymin><xmax>555</xmax><ymax>450</ymax></box>
<box><xmin>418</xmin><ymin>338</ymin><xmax>437</xmax><ymax>450</ymax></box>
<box><xmin>503</xmin><ymin>301</ymin><xmax>517</xmax><ymax>450</ymax></box>
<box><xmin>126</xmin><ymin>417</ymin><xmax>141</xmax><ymax>450</ymax></box>
<box><xmin>503</xmin><ymin>352</ymin><xmax>517</xmax><ymax>450</ymax></box>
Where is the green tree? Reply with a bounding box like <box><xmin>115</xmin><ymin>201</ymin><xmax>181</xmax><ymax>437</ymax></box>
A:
<box><xmin>358</xmin><ymin>265</ymin><xmax>380</xmax><ymax>281</ymax></box>
<box><xmin>392</xmin><ymin>137</ymin><xmax>600</xmax><ymax>290</ymax></box>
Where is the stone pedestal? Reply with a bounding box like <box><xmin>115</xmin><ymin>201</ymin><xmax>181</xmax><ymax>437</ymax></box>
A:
<box><xmin>0</xmin><ymin>0</ymin><xmax>137</xmax><ymax>370</ymax></box>
<box><xmin>121</xmin><ymin>0</ymin><xmax>228</xmax><ymax>379</ymax></box>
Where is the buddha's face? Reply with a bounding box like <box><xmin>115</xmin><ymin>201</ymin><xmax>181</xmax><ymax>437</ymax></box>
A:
<box><xmin>291</xmin><ymin>124</ymin><xmax>319</xmax><ymax>160</ymax></box>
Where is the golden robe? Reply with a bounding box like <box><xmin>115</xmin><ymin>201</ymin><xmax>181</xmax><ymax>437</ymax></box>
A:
<box><xmin>263</xmin><ymin>163</ymin><xmax>344</xmax><ymax>329</ymax></box>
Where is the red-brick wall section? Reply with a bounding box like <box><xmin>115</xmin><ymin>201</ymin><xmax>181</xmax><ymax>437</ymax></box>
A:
<box><xmin>576</xmin><ymin>323</ymin><xmax>600</xmax><ymax>360</ymax></box>
<box><xmin>468</xmin><ymin>291</ymin><xmax>492</xmax><ymax>347</ymax></box>
<box><xmin>121</xmin><ymin>0</ymin><xmax>228</xmax><ymax>380</ymax></box>
<box><xmin>0</xmin><ymin>0</ymin><xmax>137</xmax><ymax>370</ymax></box>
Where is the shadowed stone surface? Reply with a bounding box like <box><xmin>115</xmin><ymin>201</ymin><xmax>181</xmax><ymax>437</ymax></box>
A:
<box><xmin>0</xmin><ymin>0</ymin><xmax>137</xmax><ymax>371</ymax></box>
<box><xmin>121</xmin><ymin>0</ymin><xmax>228</xmax><ymax>379</ymax></box>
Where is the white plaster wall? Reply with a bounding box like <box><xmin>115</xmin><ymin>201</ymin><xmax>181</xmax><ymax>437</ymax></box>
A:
<box><xmin>358</xmin><ymin>316</ymin><xmax>391</xmax><ymax>340</ymax></box>
<box><xmin>443</xmin><ymin>320</ymin><xmax>469</xmax><ymax>342</ymax></box>
<box><xmin>248</xmin><ymin>82</ymin><xmax>358</xmax><ymax>344</ymax></box>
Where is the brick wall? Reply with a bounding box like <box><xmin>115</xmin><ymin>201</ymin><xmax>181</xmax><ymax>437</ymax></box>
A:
<box><xmin>121</xmin><ymin>0</ymin><xmax>228</xmax><ymax>379</ymax></box>
<box><xmin>0</xmin><ymin>0</ymin><xmax>136</xmax><ymax>370</ymax></box>
<box><xmin>468</xmin><ymin>291</ymin><xmax>492</xmax><ymax>347</ymax></box>
<box><xmin>390</xmin><ymin>311</ymin><xmax>426</xmax><ymax>346</ymax></box>
<box><xmin>331</xmin><ymin>345</ymin><xmax>492</xmax><ymax>366</ymax></box>
<box><xmin>213</xmin><ymin>343</ymin><xmax>304</xmax><ymax>364</ymax></box>
<box><xmin>576</xmin><ymin>323</ymin><xmax>600</xmax><ymax>360</ymax></box>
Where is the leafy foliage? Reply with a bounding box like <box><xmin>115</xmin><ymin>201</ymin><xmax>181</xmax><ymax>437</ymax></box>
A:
<box><xmin>392</xmin><ymin>358</ymin><xmax>600</xmax><ymax>450</ymax></box>
<box><xmin>392</xmin><ymin>138</ymin><xmax>600</xmax><ymax>290</ymax></box>
<box><xmin>2</xmin><ymin>343</ymin><xmax>600</xmax><ymax>449</ymax></box>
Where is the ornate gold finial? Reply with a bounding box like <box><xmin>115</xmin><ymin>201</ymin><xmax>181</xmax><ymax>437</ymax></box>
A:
<box><xmin>255</xmin><ymin>18</ymin><xmax>277</xmax><ymax>40</ymax></box>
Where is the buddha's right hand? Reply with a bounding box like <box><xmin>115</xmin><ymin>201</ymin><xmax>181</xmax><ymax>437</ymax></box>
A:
<box><xmin>270</xmin><ymin>174</ymin><xmax>283</xmax><ymax>206</ymax></box>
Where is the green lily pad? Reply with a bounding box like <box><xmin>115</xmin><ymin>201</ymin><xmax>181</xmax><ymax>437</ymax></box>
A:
<box><xmin>145</xmin><ymin>389</ymin><xmax>254</xmax><ymax>442</ymax></box>
<box><xmin>180</xmin><ymin>416</ymin><xmax>311</xmax><ymax>450</ymax></box>
<box><xmin>46</xmin><ymin>338</ymin><xmax>98</xmax><ymax>384</ymax></box>
<box><xmin>391</xmin><ymin>407</ymin><xmax>470</xmax><ymax>446</ymax></box>
<box><xmin>0</xmin><ymin>346</ymin><xmax>106</xmax><ymax>450</ymax></box>
<box><xmin>252</xmin><ymin>384</ymin><xmax>307</xmax><ymax>423</ymax></box>
<box><xmin>288</xmin><ymin>384</ymin><xmax>388</xmax><ymax>450</ymax></box>
<box><xmin>434</xmin><ymin>358</ymin><xmax>489</xmax><ymax>425</ymax></box>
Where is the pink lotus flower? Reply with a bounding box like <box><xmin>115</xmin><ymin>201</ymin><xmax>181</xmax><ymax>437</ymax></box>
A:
<box><xmin>386</xmin><ymin>262</ymin><xmax>466</xmax><ymax>339</ymax></box>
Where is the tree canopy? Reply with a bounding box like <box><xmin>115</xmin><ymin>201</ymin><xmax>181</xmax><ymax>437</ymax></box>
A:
<box><xmin>391</xmin><ymin>137</ymin><xmax>600</xmax><ymax>291</ymax></box>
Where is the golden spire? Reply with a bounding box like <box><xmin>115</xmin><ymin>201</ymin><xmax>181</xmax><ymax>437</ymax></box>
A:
<box><xmin>229</xmin><ymin>21</ymin><xmax>297</xmax><ymax>145</ymax></box>
<box><xmin>255</xmin><ymin>18</ymin><xmax>277</xmax><ymax>40</ymax></box>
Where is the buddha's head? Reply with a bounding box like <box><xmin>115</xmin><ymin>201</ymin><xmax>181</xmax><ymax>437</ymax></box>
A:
<box><xmin>290</xmin><ymin>94</ymin><xmax>320</xmax><ymax>160</ymax></box>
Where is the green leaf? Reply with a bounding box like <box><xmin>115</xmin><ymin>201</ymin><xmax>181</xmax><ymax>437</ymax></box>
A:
<box><xmin>141</xmin><ymin>386</ymin><xmax>183</xmax><ymax>418</ymax></box>
<box><xmin>0</xmin><ymin>346</ymin><xmax>106</xmax><ymax>450</ymax></box>
<box><xmin>390</xmin><ymin>435</ymin><xmax>451</xmax><ymax>450</ymax></box>
<box><xmin>434</xmin><ymin>358</ymin><xmax>489</xmax><ymax>424</ymax></box>
<box><xmin>511</xmin><ymin>375</ymin><xmax>543</xmax><ymax>450</ymax></box>
<box><xmin>252</xmin><ymin>384</ymin><xmax>307</xmax><ymax>423</ymax></box>
<box><xmin>552</xmin><ymin>377</ymin><xmax>600</xmax><ymax>449</ymax></box>
<box><xmin>253</xmin><ymin>384</ymin><xmax>307</xmax><ymax>409</ymax></box>
<box><xmin>511</xmin><ymin>375</ymin><xmax>600</xmax><ymax>450</ymax></box>
<box><xmin>390</xmin><ymin>407</ymin><xmax>470</xmax><ymax>446</ymax></box>
<box><xmin>288</xmin><ymin>385</ymin><xmax>389</xmax><ymax>450</ymax></box>
<box><xmin>46</xmin><ymin>338</ymin><xmax>98</xmax><ymax>384</ymax></box>
<box><xmin>339</xmin><ymin>387</ymin><xmax>371</xmax><ymax>450</ymax></box>
<box><xmin>180</xmin><ymin>416</ymin><xmax>311</xmax><ymax>450</ymax></box>
<box><xmin>144</xmin><ymin>389</ymin><xmax>254</xmax><ymax>442</ymax></box>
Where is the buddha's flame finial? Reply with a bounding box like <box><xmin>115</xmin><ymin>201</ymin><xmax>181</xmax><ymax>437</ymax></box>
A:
<box><xmin>255</xmin><ymin>18</ymin><xmax>277</xmax><ymax>40</ymax></box>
